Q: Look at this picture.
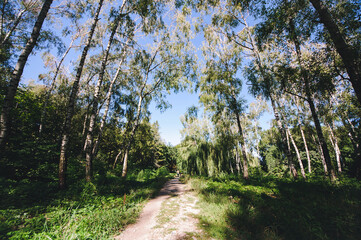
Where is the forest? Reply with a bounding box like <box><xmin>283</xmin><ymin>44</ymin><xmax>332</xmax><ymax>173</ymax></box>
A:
<box><xmin>0</xmin><ymin>0</ymin><xmax>360</xmax><ymax>239</ymax></box>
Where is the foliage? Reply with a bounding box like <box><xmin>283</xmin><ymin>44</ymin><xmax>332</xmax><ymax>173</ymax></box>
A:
<box><xmin>0</xmin><ymin>170</ymin><xmax>173</xmax><ymax>239</ymax></box>
<box><xmin>1</xmin><ymin>0</ymin><xmax>361</xmax><ymax>238</ymax></box>
<box><xmin>187</xmin><ymin>175</ymin><xmax>361</xmax><ymax>240</ymax></box>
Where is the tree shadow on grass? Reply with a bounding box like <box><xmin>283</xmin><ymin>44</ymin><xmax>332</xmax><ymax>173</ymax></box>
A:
<box><xmin>197</xmin><ymin>177</ymin><xmax>361</xmax><ymax>240</ymax></box>
<box><xmin>0</xmin><ymin>173</ymin><xmax>170</xmax><ymax>239</ymax></box>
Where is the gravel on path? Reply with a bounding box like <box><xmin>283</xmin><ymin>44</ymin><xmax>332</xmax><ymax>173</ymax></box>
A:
<box><xmin>114</xmin><ymin>178</ymin><xmax>204</xmax><ymax>240</ymax></box>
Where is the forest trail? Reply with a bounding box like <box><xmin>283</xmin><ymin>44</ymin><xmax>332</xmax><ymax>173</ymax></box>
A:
<box><xmin>114</xmin><ymin>178</ymin><xmax>206</xmax><ymax>240</ymax></box>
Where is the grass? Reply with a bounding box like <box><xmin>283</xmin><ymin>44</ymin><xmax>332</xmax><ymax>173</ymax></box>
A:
<box><xmin>0</xmin><ymin>167</ymin><xmax>173</xmax><ymax>239</ymax></box>
<box><xmin>185</xmin><ymin>174</ymin><xmax>361</xmax><ymax>240</ymax></box>
<box><xmin>155</xmin><ymin>196</ymin><xmax>180</xmax><ymax>227</ymax></box>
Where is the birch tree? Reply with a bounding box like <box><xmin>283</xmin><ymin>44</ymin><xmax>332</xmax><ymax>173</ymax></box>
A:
<box><xmin>58</xmin><ymin>0</ymin><xmax>104</xmax><ymax>189</ymax></box>
<box><xmin>84</xmin><ymin>0</ymin><xmax>130</xmax><ymax>182</ymax></box>
<box><xmin>0</xmin><ymin>0</ymin><xmax>53</xmax><ymax>147</ymax></box>
<box><xmin>119</xmin><ymin>5</ymin><xmax>196</xmax><ymax>176</ymax></box>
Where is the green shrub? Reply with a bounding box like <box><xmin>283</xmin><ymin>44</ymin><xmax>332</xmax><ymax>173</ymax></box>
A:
<box><xmin>155</xmin><ymin>166</ymin><xmax>169</xmax><ymax>178</ymax></box>
<box><xmin>1</xmin><ymin>171</ymin><xmax>172</xmax><ymax>240</ymax></box>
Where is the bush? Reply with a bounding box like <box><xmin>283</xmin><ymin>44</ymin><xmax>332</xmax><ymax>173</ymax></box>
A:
<box><xmin>155</xmin><ymin>166</ymin><xmax>169</xmax><ymax>178</ymax></box>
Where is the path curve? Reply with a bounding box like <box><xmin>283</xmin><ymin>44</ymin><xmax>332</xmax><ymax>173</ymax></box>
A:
<box><xmin>115</xmin><ymin>178</ymin><xmax>203</xmax><ymax>240</ymax></box>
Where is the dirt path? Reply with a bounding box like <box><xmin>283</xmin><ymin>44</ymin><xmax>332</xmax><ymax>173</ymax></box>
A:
<box><xmin>114</xmin><ymin>178</ymin><xmax>204</xmax><ymax>240</ymax></box>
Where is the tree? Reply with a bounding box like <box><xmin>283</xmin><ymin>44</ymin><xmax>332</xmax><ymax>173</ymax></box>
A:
<box><xmin>278</xmin><ymin>97</ymin><xmax>306</xmax><ymax>179</ymax></box>
<box><xmin>308</xmin><ymin>0</ymin><xmax>361</xmax><ymax>106</ymax></box>
<box><xmin>0</xmin><ymin>0</ymin><xmax>53</xmax><ymax>148</ymax></box>
<box><xmin>39</xmin><ymin>30</ymin><xmax>80</xmax><ymax>134</ymax></box>
<box><xmin>119</xmin><ymin>9</ymin><xmax>196</xmax><ymax>176</ymax></box>
<box><xmin>84</xmin><ymin>0</ymin><xmax>130</xmax><ymax>182</ymax></box>
<box><xmin>59</xmin><ymin>0</ymin><xmax>104</xmax><ymax>189</ymax></box>
<box><xmin>200</xmin><ymin>24</ymin><xmax>250</xmax><ymax>178</ymax></box>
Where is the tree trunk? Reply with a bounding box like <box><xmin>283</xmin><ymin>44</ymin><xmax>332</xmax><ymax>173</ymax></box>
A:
<box><xmin>113</xmin><ymin>149</ymin><xmax>122</xmax><ymax>169</ymax></box>
<box><xmin>285</xmin><ymin>124</ymin><xmax>298</xmax><ymax>178</ymax></box>
<box><xmin>84</xmin><ymin>0</ymin><xmax>127</xmax><ymax>182</ymax></box>
<box><xmin>289</xmin><ymin>22</ymin><xmax>336</xmax><ymax>181</ymax></box>
<box><xmin>328</xmin><ymin>122</ymin><xmax>342</xmax><ymax>173</ymax></box>
<box><xmin>92</xmin><ymin>51</ymin><xmax>127</xmax><ymax>157</ymax></box>
<box><xmin>305</xmin><ymin>69</ymin><xmax>336</xmax><ymax>181</ymax></box>
<box><xmin>240</xmin><ymin>18</ymin><xmax>298</xmax><ymax>178</ymax></box>
<box><xmin>0</xmin><ymin>0</ymin><xmax>53</xmax><ymax>148</ymax></box>
<box><xmin>0</xmin><ymin>9</ymin><xmax>26</xmax><ymax>46</ymax></box>
<box><xmin>119</xmin><ymin>43</ymin><xmax>165</xmax><ymax>178</ymax></box>
<box><xmin>229</xmin><ymin>154</ymin><xmax>234</xmax><ymax>174</ymax></box>
<box><xmin>299</xmin><ymin>124</ymin><xmax>311</xmax><ymax>173</ymax></box>
<box><xmin>58</xmin><ymin>0</ymin><xmax>104</xmax><ymax>189</ymax></box>
<box><xmin>331</xmin><ymin>94</ymin><xmax>361</xmax><ymax>176</ymax></box>
<box><xmin>121</xmin><ymin>95</ymin><xmax>143</xmax><ymax>178</ymax></box>
<box><xmin>278</xmin><ymin>96</ymin><xmax>305</xmax><ymax>178</ymax></box>
<box><xmin>121</xmin><ymin>149</ymin><xmax>129</xmax><ymax>177</ymax></box>
<box><xmin>270</xmin><ymin>96</ymin><xmax>298</xmax><ymax>178</ymax></box>
<box><xmin>294</xmin><ymin>98</ymin><xmax>312</xmax><ymax>173</ymax></box>
<box><xmin>309</xmin><ymin>0</ymin><xmax>361</xmax><ymax>106</ymax></box>
<box><xmin>82</xmin><ymin>112</ymin><xmax>89</xmax><ymax>140</ymax></box>
<box><xmin>235</xmin><ymin>145</ymin><xmax>241</xmax><ymax>175</ymax></box>
<box><xmin>255</xmin><ymin>124</ymin><xmax>260</xmax><ymax>160</ymax></box>
<box><xmin>331</xmin><ymin>94</ymin><xmax>360</xmax><ymax>155</ymax></box>
<box><xmin>312</xmin><ymin>134</ymin><xmax>328</xmax><ymax>175</ymax></box>
<box><xmin>286</xmin><ymin>126</ymin><xmax>306</xmax><ymax>179</ymax></box>
<box><xmin>235</xmin><ymin>112</ymin><xmax>249</xmax><ymax>179</ymax></box>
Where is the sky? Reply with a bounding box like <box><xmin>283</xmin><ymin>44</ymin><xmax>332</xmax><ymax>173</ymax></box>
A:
<box><xmin>148</xmin><ymin>85</ymin><xmax>273</xmax><ymax>146</ymax></box>
<box><xmin>23</xmin><ymin>52</ymin><xmax>273</xmax><ymax>146</ymax></box>
<box><xmin>20</xmin><ymin>3</ymin><xmax>274</xmax><ymax>147</ymax></box>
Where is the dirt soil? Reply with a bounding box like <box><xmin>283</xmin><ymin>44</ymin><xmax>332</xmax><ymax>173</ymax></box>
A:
<box><xmin>114</xmin><ymin>178</ymin><xmax>206</xmax><ymax>240</ymax></box>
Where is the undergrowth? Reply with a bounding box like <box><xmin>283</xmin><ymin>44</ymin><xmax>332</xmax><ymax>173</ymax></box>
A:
<box><xmin>185</xmin><ymin>174</ymin><xmax>361</xmax><ymax>240</ymax></box>
<box><xmin>0</xmin><ymin>167</ymin><xmax>172</xmax><ymax>239</ymax></box>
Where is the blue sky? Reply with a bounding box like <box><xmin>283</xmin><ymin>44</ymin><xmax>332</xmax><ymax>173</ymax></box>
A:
<box><xmin>22</xmin><ymin>48</ymin><xmax>273</xmax><ymax>147</ymax></box>
<box><xmin>148</xmin><ymin>86</ymin><xmax>273</xmax><ymax>146</ymax></box>
<box><xmin>23</xmin><ymin>52</ymin><xmax>273</xmax><ymax>147</ymax></box>
<box><xmin>20</xmin><ymin>4</ymin><xmax>274</xmax><ymax>147</ymax></box>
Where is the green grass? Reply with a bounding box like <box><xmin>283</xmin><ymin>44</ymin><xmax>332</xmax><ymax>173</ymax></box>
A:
<box><xmin>155</xmin><ymin>196</ymin><xmax>180</xmax><ymax>227</ymax></box>
<box><xmin>0</xmin><ymin>168</ymin><xmax>173</xmax><ymax>239</ymax></box>
<box><xmin>186</xmin><ymin>175</ymin><xmax>361</xmax><ymax>240</ymax></box>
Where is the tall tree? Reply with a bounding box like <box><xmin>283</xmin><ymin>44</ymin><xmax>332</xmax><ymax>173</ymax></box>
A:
<box><xmin>92</xmin><ymin>47</ymin><xmax>128</xmax><ymax>159</ymax></box>
<box><xmin>278</xmin><ymin>97</ymin><xmax>306</xmax><ymax>179</ymax></box>
<box><xmin>200</xmin><ymin>24</ymin><xmax>250</xmax><ymax>178</ymax></box>
<box><xmin>287</xmin><ymin>30</ymin><xmax>337</xmax><ymax>180</ymax></box>
<box><xmin>120</xmin><ymin>10</ymin><xmax>196</xmax><ymax>176</ymax></box>
<box><xmin>84</xmin><ymin>0</ymin><xmax>129</xmax><ymax>182</ymax></box>
<box><xmin>220</xmin><ymin>9</ymin><xmax>298</xmax><ymax>178</ymax></box>
<box><xmin>308</xmin><ymin>0</ymin><xmax>361</xmax><ymax>106</ymax></box>
<box><xmin>294</xmin><ymin>96</ymin><xmax>312</xmax><ymax>173</ymax></box>
<box><xmin>58</xmin><ymin>0</ymin><xmax>104</xmax><ymax>189</ymax></box>
<box><xmin>0</xmin><ymin>0</ymin><xmax>53</xmax><ymax>147</ymax></box>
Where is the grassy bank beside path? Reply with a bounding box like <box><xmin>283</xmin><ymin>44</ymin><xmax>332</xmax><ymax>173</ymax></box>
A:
<box><xmin>0</xmin><ymin>167</ymin><xmax>172</xmax><ymax>239</ymax></box>
<box><xmin>185</xmin><ymin>175</ymin><xmax>361</xmax><ymax>240</ymax></box>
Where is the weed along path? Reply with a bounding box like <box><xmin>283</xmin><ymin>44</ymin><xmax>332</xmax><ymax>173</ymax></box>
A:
<box><xmin>115</xmin><ymin>177</ymin><xmax>205</xmax><ymax>240</ymax></box>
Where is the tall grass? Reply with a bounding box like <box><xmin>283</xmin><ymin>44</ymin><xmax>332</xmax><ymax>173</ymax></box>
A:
<box><xmin>0</xmin><ymin>167</ymin><xmax>172</xmax><ymax>239</ymax></box>
<box><xmin>187</xmin><ymin>175</ymin><xmax>361</xmax><ymax>240</ymax></box>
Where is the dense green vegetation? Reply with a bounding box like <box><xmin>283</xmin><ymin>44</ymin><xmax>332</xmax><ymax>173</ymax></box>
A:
<box><xmin>185</xmin><ymin>175</ymin><xmax>361</xmax><ymax>240</ymax></box>
<box><xmin>1</xmin><ymin>0</ymin><xmax>360</xmax><ymax>239</ymax></box>
<box><xmin>0</xmin><ymin>168</ymin><xmax>172</xmax><ymax>239</ymax></box>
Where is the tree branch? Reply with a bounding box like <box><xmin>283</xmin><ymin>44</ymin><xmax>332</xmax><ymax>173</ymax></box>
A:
<box><xmin>284</xmin><ymin>89</ymin><xmax>308</xmax><ymax>101</ymax></box>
